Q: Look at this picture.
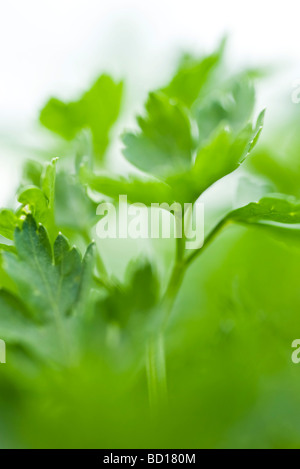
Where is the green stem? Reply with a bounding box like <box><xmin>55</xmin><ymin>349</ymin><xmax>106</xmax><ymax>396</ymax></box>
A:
<box><xmin>161</xmin><ymin>223</ymin><xmax>186</xmax><ymax>330</ymax></box>
<box><xmin>146</xmin><ymin>333</ymin><xmax>168</xmax><ymax>417</ymax></box>
<box><xmin>146</xmin><ymin>226</ymin><xmax>185</xmax><ymax>414</ymax></box>
<box><xmin>161</xmin><ymin>259</ymin><xmax>185</xmax><ymax>331</ymax></box>
<box><xmin>146</xmin><ymin>216</ymin><xmax>229</xmax><ymax>415</ymax></box>
<box><xmin>185</xmin><ymin>216</ymin><xmax>229</xmax><ymax>266</ymax></box>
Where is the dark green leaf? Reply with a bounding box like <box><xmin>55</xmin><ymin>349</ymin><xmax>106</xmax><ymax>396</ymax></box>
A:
<box><xmin>99</xmin><ymin>260</ymin><xmax>159</xmax><ymax>329</ymax></box>
<box><xmin>3</xmin><ymin>215</ymin><xmax>92</xmax><ymax>321</ymax></box>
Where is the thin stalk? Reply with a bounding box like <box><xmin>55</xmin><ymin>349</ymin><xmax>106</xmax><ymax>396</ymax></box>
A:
<box><xmin>161</xmin><ymin>259</ymin><xmax>185</xmax><ymax>331</ymax></box>
<box><xmin>146</xmin><ymin>333</ymin><xmax>168</xmax><ymax>417</ymax></box>
<box><xmin>161</xmin><ymin>216</ymin><xmax>187</xmax><ymax>330</ymax></box>
<box><xmin>146</xmin><ymin>215</ymin><xmax>229</xmax><ymax>415</ymax></box>
<box><xmin>146</xmin><ymin>219</ymin><xmax>185</xmax><ymax>414</ymax></box>
<box><xmin>185</xmin><ymin>216</ymin><xmax>229</xmax><ymax>266</ymax></box>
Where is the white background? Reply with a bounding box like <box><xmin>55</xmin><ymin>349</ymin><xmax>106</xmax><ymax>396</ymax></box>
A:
<box><xmin>0</xmin><ymin>0</ymin><xmax>299</xmax><ymax>203</ymax></box>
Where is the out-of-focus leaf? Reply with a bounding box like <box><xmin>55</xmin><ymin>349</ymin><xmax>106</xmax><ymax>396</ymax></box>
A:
<box><xmin>16</xmin><ymin>158</ymin><xmax>58</xmax><ymax>240</ymax></box>
<box><xmin>194</xmin><ymin>74</ymin><xmax>256</xmax><ymax>141</ymax></box>
<box><xmin>17</xmin><ymin>187</ymin><xmax>48</xmax><ymax>222</ymax></box>
<box><xmin>127</xmin><ymin>261</ymin><xmax>160</xmax><ymax>313</ymax></box>
<box><xmin>22</xmin><ymin>159</ymin><xmax>43</xmax><ymax>187</ymax></box>
<box><xmin>235</xmin><ymin>109</ymin><xmax>265</xmax><ymax>161</ymax></box>
<box><xmin>55</xmin><ymin>172</ymin><xmax>98</xmax><ymax>233</ymax></box>
<box><xmin>234</xmin><ymin>175</ymin><xmax>274</xmax><ymax>208</ymax></box>
<box><xmin>42</xmin><ymin>158</ymin><xmax>58</xmax><ymax>210</ymax></box>
<box><xmin>74</xmin><ymin>129</ymin><xmax>94</xmax><ymax>174</ymax></box>
<box><xmin>161</xmin><ymin>40</ymin><xmax>224</xmax><ymax>107</ymax></box>
<box><xmin>0</xmin><ymin>289</ymin><xmax>78</xmax><ymax>364</ymax></box>
<box><xmin>0</xmin><ymin>244</ymin><xmax>16</xmax><ymax>253</ymax></box>
<box><xmin>0</xmin><ymin>290</ymin><xmax>37</xmax><ymax>344</ymax></box>
<box><xmin>75</xmin><ymin>243</ymin><xmax>95</xmax><ymax>316</ymax></box>
<box><xmin>166</xmin><ymin>111</ymin><xmax>264</xmax><ymax>203</ymax></box>
<box><xmin>229</xmin><ymin>194</ymin><xmax>300</xmax><ymax>225</ymax></box>
<box><xmin>99</xmin><ymin>261</ymin><xmax>160</xmax><ymax>330</ymax></box>
<box><xmin>40</xmin><ymin>75</ymin><xmax>123</xmax><ymax>162</ymax></box>
<box><xmin>0</xmin><ymin>210</ymin><xmax>19</xmax><ymax>241</ymax></box>
<box><xmin>248</xmin><ymin>124</ymin><xmax>300</xmax><ymax>198</ymax></box>
<box><xmin>80</xmin><ymin>167</ymin><xmax>175</xmax><ymax>206</ymax></box>
<box><xmin>122</xmin><ymin>92</ymin><xmax>194</xmax><ymax>178</ymax></box>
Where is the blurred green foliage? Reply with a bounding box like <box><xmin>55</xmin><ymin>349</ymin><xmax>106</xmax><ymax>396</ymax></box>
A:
<box><xmin>40</xmin><ymin>75</ymin><xmax>123</xmax><ymax>163</ymax></box>
<box><xmin>0</xmin><ymin>41</ymin><xmax>300</xmax><ymax>449</ymax></box>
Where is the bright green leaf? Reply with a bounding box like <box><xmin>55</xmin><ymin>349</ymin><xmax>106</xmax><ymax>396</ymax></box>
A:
<box><xmin>80</xmin><ymin>168</ymin><xmax>175</xmax><ymax>206</ymax></box>
<box><xmin>194</xmin><ymin>74</ymin><xmax>256</xmax><ymax>141</ymax></box>
<box><xmin>162</xmin><ymin>41</ymin><xmax>225</xmax><ymax>108</ymax></box>
<box><xmin>40</xmin><ymin>75</ymin><xmax>123</xmax><ymax>162</ymax></box>
<box><xmin>230</xmin><ymin>194</ymin><xmax>300</xmax><ymax>225</ymax></box>
<box><xmin>55</xmin><ymin>172</ymin><xmax>98</xmax><ymax>233</ymax></box>
<box><xmin>0</xmin><ymin>209</ymin><xmax>19</xmax><ymax>241</ymax></box>
<box><xmin>17</xmin><ymin>187</ymin><xmax>48</xmax><ymax>222</ymax></box>
<box><xmin>22</xmin><ymin>159</ymin><xmax>43</xmax><ymax>187</ymax></box>
<box><xmin>42</xmin><ymin>158</ymin><xmax>58</xmax><ymax>210</ymax></box>
<box><xmin>123</xmin><ymin>92</ymin><xmax>194</xmax><ymax>177</ymax></box>
<box><xmin>166</xmin><ymin>112</ymin><xmax>264</xmax><ymax>203</ymax></box>
<box><xmin>0</xmin><ymin>244</ymin><xmax>16</xmax><ymax>253</ymax></box>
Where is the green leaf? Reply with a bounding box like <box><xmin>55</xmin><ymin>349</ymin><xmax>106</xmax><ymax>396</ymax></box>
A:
<box><xmin>230</xmin><ymin>194</ymin><xmax>300</xmax><ymax>225</ymax></box>
<box><xmin>0</xmin><ymin>289</ymin><xmax>35</xmax><ymax>343</ymax></box>
<box><xmin>3</xmin><ymin>215</ymin><xmax>93</xmax><ymax>321</ymax></box>
<box><xmin>248</xmin><ymin>147</ymin><xmax>300</xmax><ymax>198</ymax></box>
<box><xmin>17</xmin><ymin>187</ymin><xmax>48</xmax><ymax>222</ymax></box>
<box><xmin>122</xmin><ymin>92</ymin><xmax>194</xmax><ymax>178</ymax></box>
<box><xmin>53</xmin><ymin>233</ymin><xmax>83</xmax><ymax>317</ymax></box>
<box><xmin>75</xmin><ymin>242</ymin><xmax>96</xmax><ymax>316</ymax></box>
<box><xmin>166</xmin><ymin>111</ymin><xmax>264</xmax><ymax>203</ymax></box>
<box><xmin>194</xmin><ymin>74</ymin><xmax>256</xmax><ymax>141</ymax></box>
<box><xmin>16</xmin><ymin>158</ymin><xmax>59</xmax><ymax>240</ymax></box>
<box><xmin>55</xmin><ymin>172</ymin><xmax>98</xmax><ymax>233</ymax></box>
<box><xmin>0</xmin><ymin>210</ymin><xmax>19</xmax><ymax>240</ymax></box>
<box><xmin>42</xmin><ymin>158</ymin><xmax>58</xmax><ymax>210</ymax></box>
<box><xmin>234</xmin><ymin>109</ymin><xmax>265</xmax><ymax>162</ymax></box>
<box><xmin>40</xmin><ymin>75</ymin><xmax>123</xmax><ymax>162</ymax></box>
<box><xmin>80</xmin><ymin>168</ymin><xmax>175</xmax><ymax>206</ymax></box>
<box><xmin>162</xmin><ymin>41</ymin><xmax>224</xmax><ymax>108</ymax></box>
<box><xmin>0</xmin><ymin>244</ymin><xmax>16</xmax><ymax>253</ymax></box>
<box><xmin>0</xmin><ymin>289</ymin><xmax>75</xmax><ymax>363</ymax></box>
<box><xmin>21</xmin><ymin>159</ymin><xmax>43</xmax><ymax>187</ymax></box>
<box><xmin>99</xmin><ymin>260</ymin><xmax>159</xmax><ymax>330</ymax></box>
<box><xmin>74</xmin><ymin>129</ymin><xmax>94</xmax><ymax>174</ymax></box>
